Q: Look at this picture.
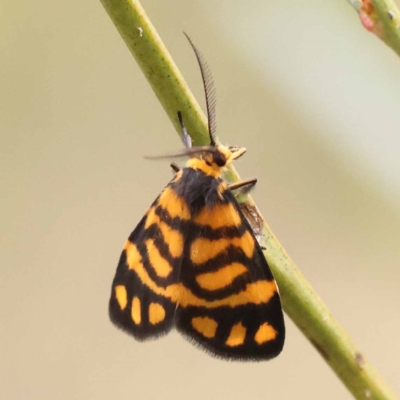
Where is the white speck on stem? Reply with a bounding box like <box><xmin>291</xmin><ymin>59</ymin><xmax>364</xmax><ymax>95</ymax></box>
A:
<box><xmin>365</xmin><ymin>389</ymin><xmax>371</xmax><ymax>398</ymax></box>
<box><xmin>137</xmin><ymin>27</ymin><xmax>143</xmax><ymax>37</ymax></box>
<box><xmin>388</xmin><ymin>10</ymin><xmax>399</xmax><ymax>27</ymax></box>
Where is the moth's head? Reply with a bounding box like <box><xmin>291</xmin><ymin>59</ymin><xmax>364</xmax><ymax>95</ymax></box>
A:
<box><xmin>177</xmin><ymin>111</ymin><xmax>246</xmax><ymax>173</ymax></box>
<box><xmin>183</xmin><ymin>144</ymin><xmax>246</xmax><ymax>178</ymax></box>
<box><xmin>202</xmin><ymin>144</ymin><xmax>247</xmax><ymax>169</ymax></box>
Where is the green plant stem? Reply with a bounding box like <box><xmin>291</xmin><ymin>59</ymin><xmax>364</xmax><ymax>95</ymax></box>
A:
<box><xmin>99</xmin><ymin>0</ymin><xmax>208</xmax><ymax>146</ymax></box>
<box><xmin>99</xmin><ymin>1</ymin><xmax>398</xmax><ymax>399</ymax></box>
<box><xmin>347</xmin><ymin>0</ymin><xmax>400</xmax><ymax>57</ymax></box>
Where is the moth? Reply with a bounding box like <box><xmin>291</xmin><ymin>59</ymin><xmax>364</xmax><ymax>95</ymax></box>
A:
<box><xmin>109</xmin><ymin>34</ymin><xmax>285</xmax><ymax>360</ymax></box>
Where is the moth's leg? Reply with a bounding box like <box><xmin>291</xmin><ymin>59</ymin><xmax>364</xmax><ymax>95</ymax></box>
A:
<box><xmin>170</xmin><ymin>162</ymin><xmax>181</xmax><ymax>173</ymax></box>
<box><xmin>228</xmin><ymin>178</ymin><xmax>257</xmax><ymax>194</ymax></box>
<box><xmin>236</xmin><ymin>183</ymin><xmax>266</xmax><ymax>249</ymax></box>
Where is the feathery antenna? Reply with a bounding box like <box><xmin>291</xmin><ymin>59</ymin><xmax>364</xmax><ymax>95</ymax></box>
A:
<box><xmin>183</xmin><ymin>32</ymin><xmax>217</xmax><ymax>146</ymax></box>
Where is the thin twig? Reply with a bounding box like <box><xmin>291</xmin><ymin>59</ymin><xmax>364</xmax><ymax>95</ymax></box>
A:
<box><xmin>347</xmin><ymin>0</ymin><xmax>400</xmax><ymax>56</ymax></box>
<box><xmin>99</xmin><ymin>0</ymin><xmax>398</xmax><ymax>399</ymax></box>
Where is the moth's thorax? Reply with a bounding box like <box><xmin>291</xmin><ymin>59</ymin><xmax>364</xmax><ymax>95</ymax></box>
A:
<box><xmin>185</xmin><ymin>144</ymin><xmax>246</xmax><ymax>178</ymax></box>
<box><xmin>186</xmin><ymin>158</ymin><xmax>223</xmax><ymax>178</ymax></box>
<box><xmin>170</xmin><ymin>165</ymin><xmax>226</xmax><ymax>213</ymax></box>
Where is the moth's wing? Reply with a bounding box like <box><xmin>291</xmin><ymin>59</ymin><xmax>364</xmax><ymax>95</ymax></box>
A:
<box><xmin>109</xmin><ymin>183</ymin><xmax>189</xmax><ymax>340</ymax></box>
<box><xmin>175</xmin><ymin>190</ymin><xmax>285</xmax><ymax>360</ymax></box>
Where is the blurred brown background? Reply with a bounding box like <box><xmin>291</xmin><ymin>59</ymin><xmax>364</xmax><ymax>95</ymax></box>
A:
<box><xmin>1</xmin><ymin>1</ymin><xmax>400</xmax><ymax>399</ymax></box>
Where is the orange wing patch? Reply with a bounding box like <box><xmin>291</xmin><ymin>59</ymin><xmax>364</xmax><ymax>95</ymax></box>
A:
<box><xmin>115</xmin><ymin>285</ymin><xmax>128</xmax><ymax>310</ymax></box>
<box><xmin>226</xmin><ymin>322</ymin><xmax>247</xmax><ymax>347</ymax></box>
<box><xmin>131</xmin><ymin>297</ymin><xmax>141</xmax><ymax>325</ymax></box>
<box><xmin>146</xmin><ymin>239</ymin><xmax>173</xmax><ymax>278</ymax></box>
<box><xmin>149</xmin><ymin>303</ymin><xmax>166</xmax><ymax>325</ymax></box>
<box><xmin>255</xmin><ymin>323</ymin><xmax>277</xmax><ymax>344</ymax></box>
<box><xmin>158</xmin><ymin>221</ymin><xmax>184</xmax><ymax>258</ymax></box>
<box><xmin>192</xmin><ymin>316</ymin><xmax>218</xmax><ymax>338</ymax></box>
<box><xmin>144</xmin><ymin>207</ymin><xmax>160</xmax><ymax>229</ymax></box>
<box><xmin>125</xmin><ymin>241</ymin><xmax>142</xmax><ymax>271</ymax></box>
<box><xmin>195</xmin><ymin>262</ymin><xmax>247</xmax><ymax>291</ymax></box>
<box><xmin>158</xmin><ymin>187</ymin><xmax>191</xmax><ymax>220</ymax></box>
<box><xmin>144</xmin><ymin>206</ymin><xmax>184</xmax><ymax>258</ymax></box>
<box><xmin>193</xmin><ymin>202</ymin><xmax>241</xmax><ymax>229</ymax></box>
<box><xmin>190</xmin><ymin>231</ymin><xmax>255</xmax><ymax>265</ymax></box>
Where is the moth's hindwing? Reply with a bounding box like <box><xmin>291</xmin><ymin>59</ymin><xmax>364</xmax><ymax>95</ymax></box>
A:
<box><xmin>109</xmin><ymin>171</ymin><xmax>284</xmax><ymax>360</ymax></box>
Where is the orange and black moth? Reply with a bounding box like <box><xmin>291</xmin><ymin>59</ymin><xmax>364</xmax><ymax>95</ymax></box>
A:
<box><xmin>109</xmin><ymin>34</ymin><xmax>285</xmax><ymax>360</ymax></box>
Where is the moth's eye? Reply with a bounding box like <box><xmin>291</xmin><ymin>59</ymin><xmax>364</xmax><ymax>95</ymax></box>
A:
<box><xmin>213</xmin><ymin>152</ymin><xmax>226</xmax><ymax>167</ymax></box>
